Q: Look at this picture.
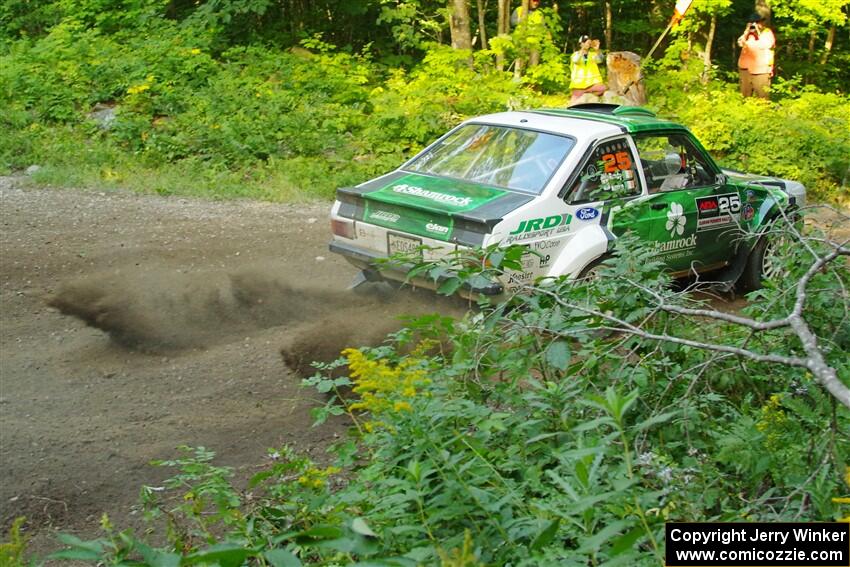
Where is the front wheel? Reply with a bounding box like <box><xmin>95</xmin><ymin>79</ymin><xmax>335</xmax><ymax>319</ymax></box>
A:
<box><xmin>738</xmin><ymin>233</ymin><xmax>785</xmax><ymax>292</ymax></box>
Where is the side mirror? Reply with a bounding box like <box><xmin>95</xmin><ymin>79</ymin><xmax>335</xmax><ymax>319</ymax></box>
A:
<box><xmin>715</xmin><ymin>173</ymin><xmax>728</xmax><ymax>185</ymax></box>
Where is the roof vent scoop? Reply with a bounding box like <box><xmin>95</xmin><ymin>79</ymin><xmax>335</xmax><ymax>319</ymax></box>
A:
<box><xmin>567</xmin><ymin>103</ymin><xmax>657</xmax><ymax>118</ymax></box>
<box><xmin>568</xmin><ymin>103</ymin><xmax>621</xmax><ymax>113</ymax></box>
<box><xmin>612</xmin><ymin>106</ymin><xmax>657</xmax><ymax>118</ymax></box>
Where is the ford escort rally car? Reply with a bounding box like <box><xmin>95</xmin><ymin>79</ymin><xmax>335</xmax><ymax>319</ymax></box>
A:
<box><xmin>329</xmin><ymin>104</ymin><xmax>805</xmax><ymax>297</ymax></box>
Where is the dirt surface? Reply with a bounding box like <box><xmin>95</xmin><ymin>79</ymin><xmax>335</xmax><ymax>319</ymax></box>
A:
<box><xmin>2</xmin><ymin>178</ymin><xmax>847</xmax><ymax>557</ymax></box>
<box><xmin>0</xmin><ymin>177</ymin><xmax>464</xmax><ymax>556</ymax></box>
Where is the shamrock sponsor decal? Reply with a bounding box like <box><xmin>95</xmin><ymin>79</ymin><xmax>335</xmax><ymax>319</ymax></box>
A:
<box><xmin>666</xmin><ymin>201</ymin><xmax>686</xmax><ymax>237</ymax></box>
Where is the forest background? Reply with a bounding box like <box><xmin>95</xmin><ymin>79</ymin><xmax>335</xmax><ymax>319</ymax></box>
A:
<box><xmin>1</xmin><ymin>1</ymin><xmax>850</xmax><ymax>566</ymax></box>
<box><xmin>0</xmin><ymin>0</ymin><xmax>848</xmax><ymax>204</ymax></box>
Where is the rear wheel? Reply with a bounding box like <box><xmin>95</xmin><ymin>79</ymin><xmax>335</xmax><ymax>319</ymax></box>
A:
<box><xmin>577</xmin><ymin>256</ymin><xmax>609</xmax><ymax>282</ymax></box>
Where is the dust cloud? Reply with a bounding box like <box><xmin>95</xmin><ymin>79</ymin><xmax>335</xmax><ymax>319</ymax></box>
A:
<box><xmin>279</xmin><ymin>313</ymin><xmax>408</xmax><ymax>378</ymax></box>
<box><xmin>47</xmin><ymin>264</ymin><xmax>466</xmax><ymax>370</ymax></box>
<box><xmin>47</xmin><ymin>264</ymin><xmax>352</xmax><ymax>349</ymax></box>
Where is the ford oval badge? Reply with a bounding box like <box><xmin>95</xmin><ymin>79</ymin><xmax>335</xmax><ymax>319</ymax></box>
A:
<box><xmin>576</xmin><ymin>207</ymin><xmax>600</xmax><ymax>221</ymax></box>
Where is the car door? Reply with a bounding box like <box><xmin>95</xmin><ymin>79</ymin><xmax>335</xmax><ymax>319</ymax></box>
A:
<box><xmin>632</xmin><ymin>131</ymin><xmax>730</xmax><ymax>275</ymax></box>
<box><xmin>563</xmin><ymin>135</ymin><xmax>651</xmax><ymax>240</ymax></box>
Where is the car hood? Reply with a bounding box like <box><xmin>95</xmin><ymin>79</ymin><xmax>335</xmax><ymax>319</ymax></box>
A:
<box><xmin>722</xmin><ymin>168</ymin><xmax>806</xmax><ymax>207</ymax></box>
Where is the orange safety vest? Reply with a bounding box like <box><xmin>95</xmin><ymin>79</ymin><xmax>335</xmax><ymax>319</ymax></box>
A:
<box><xmin>738</xmin><ymin>28</ymin><xmax>775</xmax><ymax>75</ymax></box>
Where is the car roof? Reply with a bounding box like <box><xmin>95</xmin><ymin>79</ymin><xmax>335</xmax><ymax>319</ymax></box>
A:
<box><xmin>467</xmin><ymin>104</ymin><xmax>688</xmax><ymax>145</ymax></box>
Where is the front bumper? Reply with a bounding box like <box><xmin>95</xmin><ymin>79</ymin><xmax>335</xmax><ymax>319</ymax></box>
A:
<box><xmin>328</xmin><ymin>240</ymin><xmax>504</xmax><ymax>297</ymax></box>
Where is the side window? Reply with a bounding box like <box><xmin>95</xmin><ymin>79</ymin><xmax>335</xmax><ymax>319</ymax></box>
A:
<box><xmin>566</xmin><ymin>138</ymin><xmax>640</xmax><ymax>204</ymax></box>
<box><xmin>634</xmin><ymin>133</ymin><xmax>715</xmax><ymax>193</ymax></box>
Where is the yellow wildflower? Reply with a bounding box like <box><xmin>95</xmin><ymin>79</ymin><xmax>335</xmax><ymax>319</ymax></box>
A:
<box><xmin>127</xmin><ymin>83</ymin><xmax>150</xmax><ymax>95</ymax></box>
<box><xmin>190</xmin><ymin>48</ymin><xmax>201</xmax><ymax>55</ymax></box>
<box><xmin>342</xmin><ymin>347</ymin><xmax>431</xmax><ymax>428</ymax></box>
<box><xmin>297</xmin><ymin>466</ymin><xmax>340</xmax><ymax>489</ymax></box>
<box><xmin>755</xmin><ymin>394</ymin><xmax>787</xmax><ymax>450</ymax></box>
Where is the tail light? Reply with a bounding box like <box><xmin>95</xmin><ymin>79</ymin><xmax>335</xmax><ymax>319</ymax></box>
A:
<box><xmin>331</xmin><ymin>218</ymin><xmax>356</xmax><ymax>239</ymax></box>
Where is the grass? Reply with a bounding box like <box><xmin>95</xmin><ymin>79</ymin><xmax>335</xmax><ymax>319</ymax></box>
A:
<box><xmin>2</xmin><ymin>126</ymin><xmax>376</xmax><ymax>202</ymax></box>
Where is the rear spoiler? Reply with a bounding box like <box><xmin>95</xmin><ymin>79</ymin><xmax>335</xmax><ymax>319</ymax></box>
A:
<box><xmin>335</xmin><ymin>185</ymin><xmax>534</xmax><ymax>246</ymax></box>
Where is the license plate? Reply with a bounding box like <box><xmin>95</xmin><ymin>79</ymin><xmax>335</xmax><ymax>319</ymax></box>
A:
<box><xmin>387</xmin><ymin>233</ymin><xmax>422</xmax><ymax>257</ymax></box>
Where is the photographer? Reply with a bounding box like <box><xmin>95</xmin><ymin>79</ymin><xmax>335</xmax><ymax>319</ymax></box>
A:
<box><xmin>569</xmin><ymin>35</ymin><xmax>606</xmax><ymax>103</ymax></box>
<box><xmin>737</xmin><ymin>13</ymin><xmax>775</xmax><ymax>99</ymax></box>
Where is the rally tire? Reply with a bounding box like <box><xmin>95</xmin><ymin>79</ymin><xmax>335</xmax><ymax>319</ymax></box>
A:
<box><xmin>738</xmin><ymin>233</ymin><xmax>779</xmax><ymax>292</ymax></box>
<box><xmin>577</xmin><ymin>254</ymin><xmax>611</xmax><ymax>282</ymax></box>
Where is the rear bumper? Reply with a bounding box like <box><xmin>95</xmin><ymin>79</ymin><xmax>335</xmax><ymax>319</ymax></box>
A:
<box><xmin>328</xmin><ymin>240</ymin><xmax>504</xmax><ymax>297</ymax></box>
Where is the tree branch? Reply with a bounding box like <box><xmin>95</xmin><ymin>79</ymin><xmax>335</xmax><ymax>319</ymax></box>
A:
<box><xmin>526</xmin><ymin>238</ymin><xmax>850</xmax><ymax>408</ymax></box>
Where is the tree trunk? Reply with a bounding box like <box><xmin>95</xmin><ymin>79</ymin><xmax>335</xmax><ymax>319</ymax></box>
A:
<box><xmin>496</xmin><ymin>0</ymin><xmax>509</xmax><ymax>70</ymax></box>
<box><xmin>514</xmin><ymin>0</ymin><xmax>530</xmax><ymax>79</ymax></box>
<box><xmin>807</xmin><ymin>30</ymin><xmax>816</xmax><ymax>63</ymax></box>
<box><xmin>498</xmin><ymin>0</ymin><xmax>509</xmax><ymax>34</ymax></box>
<box><xmin>607</xmin><ymin>51</ymin><xmax>646</xmax><ymax>105</ymax></box>
<box><xmin>702</xmin><ymin>14</ymin><xmax>716</xmax><ymax>84</ymax></box>
<box><xmin>604</xmin><ymin>0</ymin><xmax>613</xmax><ymax>50</ymax></box>
<box><xmin>820</xmin><ymin>26</ymin><xmax>835</xmax><ymax>65</ymax></box>
<box><xmin>476</xmin><ymin>0</ymin><xmax>488</xmax><ymax>49</ymax></box>
<box><xmin>449</xmin><ymin>0</ymin><xmax>473</xmax><ymax>50</ymax></box>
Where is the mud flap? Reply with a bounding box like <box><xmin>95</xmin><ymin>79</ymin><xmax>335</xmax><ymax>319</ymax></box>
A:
<box><xmin>347</xmin><ymin>269</ymin><xmax>383</xmax><ymax>290</ymax></box>
<box><xmin>710</xmin><ymin>246</ymin><xmax>750</xmax><ymax>292</ymax></box>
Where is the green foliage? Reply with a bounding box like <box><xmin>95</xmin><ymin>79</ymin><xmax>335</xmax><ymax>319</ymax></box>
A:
<box><xmin>366</xmin><ymin>45</ymin><xmax>540</xmax><ymax>152</ymax></box>
<box><xmin>49</xmin><ymin>226</ymin><xmax>850</xmax><ymax>565</ymax></box>
<box><xmin>646</xmin><ymin>70</ymin><xmax>850</xmax><ymax>204</ymax></box>
<box><xmin>2</xmin><ymin>0</ymin><xmax>849</xmax><ymax>203</ymax></box>
<box><xmin>0</xmin><ymin>517</ymin><xmax>30</xmax><ymax>567</ymax></box>
<box><xmin>0</xmin><ymin>29</ymin><xmax>556</xmax><ymax>199</ymax></box>
<box><xmin>377</xmin><ymin>0</ymin><xmax>444</xmax><ymax>52</ymax></box>
<box><xmin>4</xmin><ymin>26</ymin><xmax>845</xmax><ymax>203</ymax></box>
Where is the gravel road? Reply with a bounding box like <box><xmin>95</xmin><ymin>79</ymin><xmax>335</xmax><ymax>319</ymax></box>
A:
<box><xmin>0</xmin><ymin>177</ymin><xmax>455</xmax><ymax>555</ymax></box>
<box><xmin>2</xmin><ymin>176</ymin><xmax>845</xmax><ymax>557</ymax></box>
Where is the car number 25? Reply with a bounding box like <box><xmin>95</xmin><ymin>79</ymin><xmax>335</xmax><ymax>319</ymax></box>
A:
<box><xmin>718</xmin><ymin>194</ymin><xmax>741</xmax><ymax>213</ymax></box>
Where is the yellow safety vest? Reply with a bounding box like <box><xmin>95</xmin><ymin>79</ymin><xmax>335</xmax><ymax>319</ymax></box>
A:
<box><xmin>570</xmin><ymin>49</ymin><xmax>604</xmax><ymax>90</ymax></box>
<box><xmin>512</xmin><ymin>7</ymin><xmax>545</xmax><ymax>26</ymax></box>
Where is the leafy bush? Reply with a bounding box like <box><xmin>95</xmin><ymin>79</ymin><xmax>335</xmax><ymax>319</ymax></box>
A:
<box><xmin>50</xmin><ymin>227</ymin><xmax>850</xmax><ymax>565</ymax></box>
<box><xmin>647</xmin><ymin>70</ymin><xmax>850</xmax><ymax>204</ymax></box>
<box><xmin>1</xmin><ymin>25</ymin><xmax>846</xmax><ymax>203</ymax></box>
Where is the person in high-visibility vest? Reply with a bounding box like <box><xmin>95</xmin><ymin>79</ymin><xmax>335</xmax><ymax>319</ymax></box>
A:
<box><xmin>569</xmin><ymin>35</ymin><xmax>606</xmax><ymax>102</ymax></box>
<box><xmin>737</xmin><ymin>13</ymin><xmax>775</xmax><ymax>99</ymax></box>
<box><xmin>511</xmin><ymin>0</ymin><xmax>543</xmax><ymax>26</ymax></box>
<box><xmin>511</xmin><ymin>0</ymin><xmax>546</xmax><ymax>67</ymax></box>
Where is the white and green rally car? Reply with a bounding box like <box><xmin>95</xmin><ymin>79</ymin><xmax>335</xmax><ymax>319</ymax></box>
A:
<box><xmin>329</xmin><ymin>104</ymin><xmax>805</xmax><ymax>297</ymax></box>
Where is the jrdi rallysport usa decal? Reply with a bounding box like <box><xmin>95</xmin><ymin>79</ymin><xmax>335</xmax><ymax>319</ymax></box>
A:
<box><xmin>504</xmin><ymin>213</ymin><xmax>572</xmax><ymax>245</ymax></box>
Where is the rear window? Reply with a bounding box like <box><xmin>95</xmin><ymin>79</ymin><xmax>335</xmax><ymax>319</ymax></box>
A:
<box><xmin>405</xmin><ymin>124</ymin><xmax>575</xmax><ymax>194</ymax></box>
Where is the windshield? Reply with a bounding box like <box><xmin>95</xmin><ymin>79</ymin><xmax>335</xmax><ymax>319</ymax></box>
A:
<box><xmin>405</xmin><ymin>124</ymin><xmax>575</xmax><ymax>194</ymax></box>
